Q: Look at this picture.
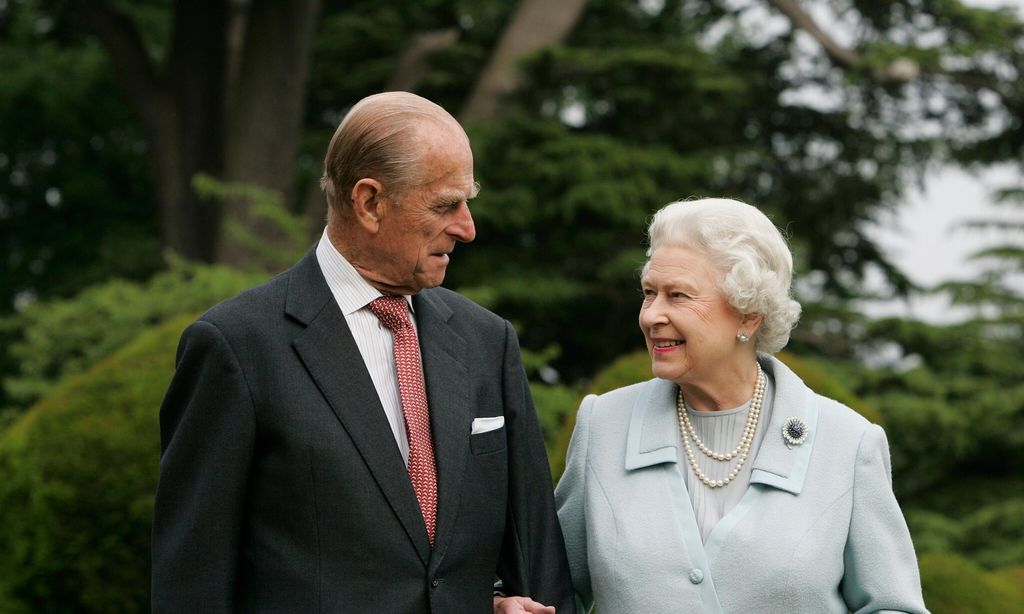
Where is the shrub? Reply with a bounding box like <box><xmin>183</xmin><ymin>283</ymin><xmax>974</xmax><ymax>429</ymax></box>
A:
<box><xmin>0</xmin><ymin>261</ymin><xmax>265</xmax><ymax>424</ymax></box>
<box><xmin>919</xmin><ymin>553</ymin><xmax>1024</xmax><ymax>613</ymax></box>
<box><xmin>0</xmin><ymin>315</ymin><xmax>191</xmax><ymax>613</ymax></box>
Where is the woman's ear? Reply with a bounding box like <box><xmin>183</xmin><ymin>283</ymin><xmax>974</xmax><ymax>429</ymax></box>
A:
<box><xmin>741</xmin><ymin>312</ymin><xmax>765</xmax><ymax>335</ymax></box>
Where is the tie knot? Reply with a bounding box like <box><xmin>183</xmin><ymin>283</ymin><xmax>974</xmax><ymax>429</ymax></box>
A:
<box><xmin>369</xmin><ymin>295</ymin><xmax>412</xmax><ymax>332</ymax></box>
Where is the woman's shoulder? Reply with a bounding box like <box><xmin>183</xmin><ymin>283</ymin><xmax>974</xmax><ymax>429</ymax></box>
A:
<box><xmin>764</xmin><ymin>354</ymin><xmax>877</xmax><ymax>435</ymax></box>
<box><xmin>583</xmin><ymin>378</ymin><xmax>664</xmax><ymax>415</ymax></box>
<box><xmin>574</xmin><ymin>378</ymin><xmax>673</xmax><ymax>436</ymax></box>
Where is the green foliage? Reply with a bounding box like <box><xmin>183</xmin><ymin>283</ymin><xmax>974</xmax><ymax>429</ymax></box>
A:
<box><xmin>529</xmin><ymin>381</ymin><xmax>583</xmax><ymax>479</ymax></box>
<box><xmin>919</xmin><ymin>553</ymin><xmax>1024</xmax><ymax>614</ymax></box>
<box><xmin>192</xmin><ymin>174</ymin><xmax>310</xmax><ymax>271</ymax></box>
<box><xmin>0</xmin><ymin>0</ymin><xmax>161</xmax><ymax>314</ymax></box>
<box><xmin>451</xmin><ymin>115</ymin><xmax>701</xmax><ymax>379</ymax></box>
<box><xmin>908</xmin><ymin>493</ymin><xmax>1024</xmax><ymax>570</ymax></box>
<box><xmin>0</xmin><ymin>315</ymin><xmax>191</xmax><ymax>613</ymax></box>
<box><xmin>0</xmin><ymin>260</ymin><xmax>266</xmax><ymax>424</ymax></box>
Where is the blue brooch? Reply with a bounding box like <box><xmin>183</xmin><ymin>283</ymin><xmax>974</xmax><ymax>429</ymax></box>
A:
<box><xmin>782</xmin><ymin>417</ymin><xmax>809</xmax><ymax>448</ymax></box>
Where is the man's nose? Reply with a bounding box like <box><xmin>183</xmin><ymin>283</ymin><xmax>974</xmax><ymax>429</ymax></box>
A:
<box><xmin>449</xmin><ymin>203</ymin><xmax>476</xmax><ymax>243</ymax></box>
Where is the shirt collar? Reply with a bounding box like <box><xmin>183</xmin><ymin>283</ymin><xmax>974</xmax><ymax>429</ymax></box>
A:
<box><xmin>315</xmin><ymin>228</ymin><xmax>415</xmax><ymax>315</ymax></box>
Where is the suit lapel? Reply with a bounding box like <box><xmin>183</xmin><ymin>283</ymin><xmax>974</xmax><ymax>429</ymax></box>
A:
<box><xmin>286</xmin><ymin>251</ymin><xmax>432</xmax><ymax>565</ymax></box>
<box><xmin>412</xmin><ymin>290</ymin><xmax>470</xmax><ymax>565</ymax></box>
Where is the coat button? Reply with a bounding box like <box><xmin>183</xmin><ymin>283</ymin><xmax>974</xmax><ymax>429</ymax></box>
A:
<box><xmin>431</xmin><ymin>578</ymin><xmax>440</xmax><ymax>588</ymax></box>
<box><xmin>689</xmin><ymin>568</ymin><xmax>704</xmax><ymax>584</ymax></box>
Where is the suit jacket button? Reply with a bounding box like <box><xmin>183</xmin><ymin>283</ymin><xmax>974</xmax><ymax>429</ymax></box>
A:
<box><xmin>688</xmin><ymin>568</ymin><xmax>704</xmax><ymax>584</ymax></box>
<box><xmin>431</xmin><ymin>578</ymin><xmax>440</xmax><ymax>588</ymax></box>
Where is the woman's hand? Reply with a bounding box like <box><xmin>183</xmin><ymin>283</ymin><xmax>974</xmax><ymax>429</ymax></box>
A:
<box><xmin>492</xmin><ymin>595</ymin><xmax>557</xmax><ymax>614</ymax></box>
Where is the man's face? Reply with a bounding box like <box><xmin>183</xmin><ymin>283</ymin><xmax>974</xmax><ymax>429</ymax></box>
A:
<box><xmin>369</xmin><ymin>126</ymin><xmax>477</xmax><ymax>295</ymax></box>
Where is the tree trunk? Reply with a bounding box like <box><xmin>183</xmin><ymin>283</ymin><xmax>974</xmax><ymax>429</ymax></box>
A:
<box><xmin>217</xmin><ymin>0</ymin><xmax>322</xmax><ymax>267</ymax></box>
<box><xmin>459</xmin><ymin>0</ymin><xmax>588</xmax><ymax>124</ymax></box>
<box><xmin>76</xmin><ymin>0</ymin><xmax>320</xmax><ymax>267</ymax></box>
<box><xmin>163</xmin><ymin>0</ymin><xmax>230</xmax><ymax>262</ymax></box>
<box><xmin>74</xmin><ymin>0</ymin><xmax>229</xmax><ymax>262</ymax></box>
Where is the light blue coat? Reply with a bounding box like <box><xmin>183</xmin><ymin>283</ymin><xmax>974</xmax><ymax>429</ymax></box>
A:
<box><xmin>555</xmin><ymin>355</ymin><xmax>928</xmax><ymax>614</ymax></box>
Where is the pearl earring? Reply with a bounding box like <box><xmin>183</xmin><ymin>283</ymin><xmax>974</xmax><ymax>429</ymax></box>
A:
<box><xmin>737</xmin><ymin>332</ymin><xmax>750</xmax><ymax>344</ymax></box>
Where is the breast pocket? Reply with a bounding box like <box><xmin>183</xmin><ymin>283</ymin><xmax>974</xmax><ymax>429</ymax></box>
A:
<box><xmin>469</xmin><ymin>426</ymin><xmax>507</xmax><ymax>455</ymax></box>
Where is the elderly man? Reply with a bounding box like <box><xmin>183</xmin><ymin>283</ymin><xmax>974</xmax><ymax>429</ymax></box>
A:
<box><xmin>152</xmin><ymin>92</ymin><xmax>574</xmax><ymax>613</ymax></box>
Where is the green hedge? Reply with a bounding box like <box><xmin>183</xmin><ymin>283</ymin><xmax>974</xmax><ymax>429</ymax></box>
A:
<box><xmin>0</xmin><ymin>261</ymin><xmax>265</xmax><ymax>424</ymax></box>
<box><xmin>919</xmin><ymin>553</ymin><xmax>1024</xmax><ymax>613</ymax></box>
<box><xmin>0</xmin><ymin>315</ymin><xmax>191</xmax><ymax>613</ymax></box>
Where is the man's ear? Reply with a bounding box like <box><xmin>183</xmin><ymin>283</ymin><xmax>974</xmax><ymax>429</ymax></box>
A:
<box><xmin>350</xmin><ymin>178</ymin><xmax>386</xmax><ymax>233</ymax></box>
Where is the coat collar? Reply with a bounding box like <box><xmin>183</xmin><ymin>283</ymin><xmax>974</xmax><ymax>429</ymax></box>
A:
<box><xmin>623</xmin><ymin>354</ymin><xmax>818</xmax><ymax>495</ymax></box>
<box><xmin>748</xmin><ymin>355</ymin><xmax>818</xmax><ymax>495</ymax></box>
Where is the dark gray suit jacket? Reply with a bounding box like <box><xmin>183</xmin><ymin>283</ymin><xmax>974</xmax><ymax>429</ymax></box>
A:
<box><xmin>152</xmin><ymin>250</ymin><xmax>574</xmax><ymax>613</ymax></box>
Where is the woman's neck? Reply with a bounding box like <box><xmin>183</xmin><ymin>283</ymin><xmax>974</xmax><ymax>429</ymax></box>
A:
<box><xmin>679</xmin><ymin>356</ymin><xmax>760</xmax><ymax>412</ymax></box>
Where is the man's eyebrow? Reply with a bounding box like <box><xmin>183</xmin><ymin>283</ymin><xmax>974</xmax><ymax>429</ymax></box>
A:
<box><xmin>438</xmin><ymin>182</ymin><xmax>481</xmax><ymax>204</ymax></box>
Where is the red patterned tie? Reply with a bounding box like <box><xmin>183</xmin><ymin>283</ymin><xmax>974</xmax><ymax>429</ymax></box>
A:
<box><xmin>369</xmin><ymin>295</ymin><xmax>438</xmax><ymax>545</ymax></box>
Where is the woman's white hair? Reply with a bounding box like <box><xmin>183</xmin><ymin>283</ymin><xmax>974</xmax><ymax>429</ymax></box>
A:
<box><xmin>644</xmin><ymin>198</ymin><xmax>801</xmax><ymax>354</ymax></box>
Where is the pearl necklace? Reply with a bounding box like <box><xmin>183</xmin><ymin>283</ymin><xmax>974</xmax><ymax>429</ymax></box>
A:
<box><xmin>676</xmin><ymin>363</ymin><xmax>765</xmax><ymax>489</ymax></box>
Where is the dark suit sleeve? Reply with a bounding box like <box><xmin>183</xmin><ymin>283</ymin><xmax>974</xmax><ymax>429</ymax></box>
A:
<box><xmin>495</xmin><ymin>320</ymin><xmax>577</xmax><ymax>613</ymax></box>
<box><xmin>152</xmin><ymin>319</ymin><xmax>256</xmax><ymax>613</ymax></box>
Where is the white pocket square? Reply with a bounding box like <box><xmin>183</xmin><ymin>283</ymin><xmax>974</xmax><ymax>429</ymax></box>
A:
<box><xmin>471</xmin><ymin>416</ymin><xmax>505</xmax><ymax>435</ymax></box>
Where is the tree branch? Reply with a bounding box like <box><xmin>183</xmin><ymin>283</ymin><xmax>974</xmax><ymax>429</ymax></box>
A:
<box><xmin>766</xmin><ymin>0</ymin><xmax>931</xmax><ymax>85</ymax></box>
<box><xmin>386</xmin><ymin>27</ymin><xmax>460</xmax><ymax>93</ymax></box>
<box><xmin>459</xmin><ymin>0</ymin><xmax>588</xmax><ymax>123</ymax></box>
<box><xmin>766</xmin><ymin>0</ymin><xmax>859</xmax><ymax>68</ymax></box>
<box><xmin>71</xmin><ymin>0</ymin><xmax>164</xmax><ymax>132</ymax></box>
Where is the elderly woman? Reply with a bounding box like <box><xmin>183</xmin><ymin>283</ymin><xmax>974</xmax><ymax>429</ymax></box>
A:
<box><xmin>555</xmin><ymin>198</ymin><xmax>927</xmax><ymax>613</ymax></box>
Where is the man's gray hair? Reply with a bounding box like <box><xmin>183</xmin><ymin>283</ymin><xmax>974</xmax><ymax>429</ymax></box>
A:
<box><xmin>320</xmin><ymin>91</ymin><xmax>465</xmax><ymax>221</ymax></box>
<box><xmin>644</xmin><ymin>198</ymin><xmax>802</xmax><ymax>353</ymax></box>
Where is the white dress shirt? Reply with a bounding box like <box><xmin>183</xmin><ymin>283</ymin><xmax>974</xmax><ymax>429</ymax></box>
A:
<box><xmin>315</xmin><ymin>229</ymin><xmax>417</xmax><ymax>465</ymax></box>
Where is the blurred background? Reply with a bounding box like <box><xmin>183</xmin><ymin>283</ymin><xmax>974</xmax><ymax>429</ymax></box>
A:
<box><xmin>1</xmin><ymin>0</ymin><xmax>1022</xmax><ymax>611</ymax></box>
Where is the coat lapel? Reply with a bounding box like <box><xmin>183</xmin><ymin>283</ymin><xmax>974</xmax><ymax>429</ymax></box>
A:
<box><xmin>748</xmin><ymin>355</ymin><xmax>818</xmax><ymax>495</ymax></box>
<box><xmin>286</xmin><ymin>251</ymin><xmax>432</xmax><ymax>565</ymax></box>
<box><xmin>624</xmin><ymin>378</ymin><xmax>679</xmax><ymax>470</ymax></box>
<box><xmin>412</xmin><ymin>290</ymin><xmax>471</xmax><ymax>566</ymax></box>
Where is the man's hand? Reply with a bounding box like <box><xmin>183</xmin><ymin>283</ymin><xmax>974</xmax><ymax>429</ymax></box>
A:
<box><xmin>493</xmin><ymin>595</ymin><xmax>557</xmax><ymax>614</ymax></box>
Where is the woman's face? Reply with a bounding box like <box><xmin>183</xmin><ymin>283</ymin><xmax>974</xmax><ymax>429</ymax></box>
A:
<box><xmin>638</xmin><ymin>246</ymin><xmax>746</xmax><ymax>387</ymax></box>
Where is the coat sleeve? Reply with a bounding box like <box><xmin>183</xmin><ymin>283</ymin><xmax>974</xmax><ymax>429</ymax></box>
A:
<box><xmin>495</xmin><ymin>320</ymin><xmax>578</xmax><ymax>613</ymax></box>
<box><xmin>554</xmin><ymin>395</ymin><xmax>596</xmax><ymax>613</ymax></box>
<box><xmin>841</xmin><ymin>424</ymin><xmax>929</xmax><ymax>614</ymax></box>
<box><xmin>151</xmin><ymin>319</ymin><xmax>256</xmax><ymax>613</ymax></box>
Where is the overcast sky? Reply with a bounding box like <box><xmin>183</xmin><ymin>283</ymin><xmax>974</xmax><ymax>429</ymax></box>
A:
<box><xmin>862</xmin><ymin>164</ymin><xmax>1022</xmax><ymax>322</ymax></box>
<box><xmin>857</xmin><ymin>0</ymin><xmax>1024</xmax><ymax>323</ymax></box>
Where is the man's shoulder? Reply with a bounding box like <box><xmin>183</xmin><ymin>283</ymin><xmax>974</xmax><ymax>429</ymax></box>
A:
<box><xmin>201</xmin><ymin>271</ymin><xmax>288</xmax><ymax>324</ymax></box>
<box><xmin>197</xmin><ymin>254</ymin><xmax>320</xmax><ymax>336</ymax></box>
<box><xmin>421</xmin><ymin>286</ymin><xmax>504</xmax><ymax>325</ymax></box>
